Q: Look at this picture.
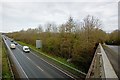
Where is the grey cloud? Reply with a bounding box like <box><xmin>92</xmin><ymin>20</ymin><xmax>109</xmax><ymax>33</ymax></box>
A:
<box><xmin>1</xmin><ymin>0</ymin><xmax>119</xmax><ymax>2</ymax></box>
<box><xmin>0</xmin><ymin>1</ymin><xmax>118</xmax><ymax>33</ymax></box>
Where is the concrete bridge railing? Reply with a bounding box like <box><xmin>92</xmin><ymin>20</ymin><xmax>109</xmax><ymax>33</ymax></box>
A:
<box><xmin>86</xmin><ymin>43</ymin><xmax>118</xmax><ymax>79</ymax></box>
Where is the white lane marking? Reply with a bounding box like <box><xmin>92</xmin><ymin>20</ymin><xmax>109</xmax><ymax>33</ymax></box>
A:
<box><xmin>17</xmin><ymin>42</ymin><xmax>76</xmax><ymax>79</ymax></box>
<box><xmin>3</xmin><ymin>38</ymin><xmax>29</xmax><ymax>79</ymax></box>
<box><xmin>16</xmin><ymin>46</ymin><xmax>54</xmax><ymax>78</ymax></box>
<box><xmin>36</xmin><ymin>66</ymin><xmax>44</xmax><ymax>71</ymax></box>
<box><xmin>26</xmin><ymin>57</ymin><xmax>30</xmax><ymax>60</ymax></box>
<box><xmin>26</xmin><ymin>56</ymin><xmax>44</xmax><ymax>71</ymax></box>
<box><xmin>30</xmin><ymin>51</ymin><xmax>76</xmax><ymax>79</ymax></box>
<box><xmin>16</xmin><ymin>47</ymin><xmax>44</xmax><ymax>72</ymax></box>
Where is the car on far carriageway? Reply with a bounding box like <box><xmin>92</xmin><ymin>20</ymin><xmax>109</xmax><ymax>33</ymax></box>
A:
<box><xmin>14</xmin><ymin>41</ymin><xmax>17</xmax><ymax>45</ymax></box>
<box><xmin>11</xmin><ymin>39</ymin><xmax>14</xmax><ymax>42</ymax></box>
<box><xmin>10</xmin><ymin>43</ymin><xmax>16</xmax><ymax>49</ymax></box>
<box><xmin>23</xmin><ymin>46</ymin><xmax>30</xmax><ymax>53</ymax></box>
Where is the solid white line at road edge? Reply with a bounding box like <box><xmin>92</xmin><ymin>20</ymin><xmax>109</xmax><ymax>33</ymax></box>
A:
<box><xmin>3</xmin><ymin>37</ymin><xmax>29</xmax><ymax>79</ymax></box>
<box><xmin>30</xmin><ymin>51</ymin><xmax>76</xmax><ymax>80</ymax></box>
<box><xmin>18</xmin><ymin>42</ymin><xmax>77</xmax><ymax>79</ymax></box>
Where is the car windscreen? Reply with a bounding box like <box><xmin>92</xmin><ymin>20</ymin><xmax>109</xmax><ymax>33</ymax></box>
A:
<box><xmin>25</xmin><ymin>48</ymin><xmax>29</xmax><ymax>50</ymax></box>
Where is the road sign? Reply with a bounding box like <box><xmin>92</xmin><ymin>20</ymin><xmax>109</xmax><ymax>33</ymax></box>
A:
<box><xmin>36</xmin><ymin>40</ymin><xmax>42</xmax><ymax>48</ymax></box>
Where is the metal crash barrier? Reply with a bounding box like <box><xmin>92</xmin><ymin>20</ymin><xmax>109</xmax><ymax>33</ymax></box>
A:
<box><xmin>2</xmin><ymin>36</ymin><xmax>28</xmax><ymax>79</ymax></box>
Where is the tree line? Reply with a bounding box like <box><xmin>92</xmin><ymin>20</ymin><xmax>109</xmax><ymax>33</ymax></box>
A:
<box><xmin>106</xmin><ymin>29</ymin><xmax>120</xmax><ymax>45</ymax></box>
<box><xmin>6</xmin><ymin>15</ymin><xmax>119</xmax><ymax>73</ymax></box>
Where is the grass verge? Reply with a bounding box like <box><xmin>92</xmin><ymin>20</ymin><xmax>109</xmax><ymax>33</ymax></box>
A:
<box><xmin>17</xmin><ymin>41</ymin><xmax>86</xmax><ymax>78</ymax></box>
<box><xmin>2</xmin><ymin>42</ymin><xmax>13</xmax><ymax>79</ymax></box>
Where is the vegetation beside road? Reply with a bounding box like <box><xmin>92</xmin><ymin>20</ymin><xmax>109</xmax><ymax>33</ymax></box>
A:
<box><xmin>105</xmin><ymin>30</ymin><xmax>120</xmax><ymax>45</ymax></box>
<box><xmin>17</xmin><ymin>41</ymin><xmax>85</xmax><ymax>77</ymax></box>
<box><xmin>6</xmin><ymin>15</ymin><xmax>119</xmax><ymax>74</ymax></box>
<box><xmin>2</xmin><ymin>41</ymin><xmax>13</xmax><ymax>79</ymax></box>
<box><xmin>18</xmin><ymin>41</ymin><xmax>76</xmax><ymax>67</ymax></box>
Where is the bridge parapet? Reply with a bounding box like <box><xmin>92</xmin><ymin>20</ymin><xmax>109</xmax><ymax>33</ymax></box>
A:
<box><xmin>86</xmin><ymin>43</ymin><xmax>118</xmax><ymax>79</ymax></box>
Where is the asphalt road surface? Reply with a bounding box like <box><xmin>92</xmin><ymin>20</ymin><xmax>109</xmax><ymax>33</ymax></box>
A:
<box><xmin>103</xmin><ymin>45</ymin><xmax>120</xmax><ymax>78</ymax></box>
<box><xmin>3</xmin><ymin>36</ymin><xmax>74</xmax><ymax>79</ymax></box>
<box><xmin>107</xmin><ymin>45</ymin><xmax>119</xmax><ymax>54</ymax></box>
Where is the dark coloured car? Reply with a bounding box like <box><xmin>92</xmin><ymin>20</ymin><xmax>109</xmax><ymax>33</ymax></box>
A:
<box><xmin>14</xmin><ymin>41</ymin><xmax>17</xmax><ymax>45</ymax></box>
<box><xmin>11</xmin><ymin>39</ymin><xmax>14</xmax><ymax>42</ymax></box>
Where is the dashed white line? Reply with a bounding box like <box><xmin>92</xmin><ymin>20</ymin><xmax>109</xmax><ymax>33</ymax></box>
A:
<box><xmin>26</xmin><ymin>56</ymin><xmax>30</xmax><ymax>60</ymax></box>
<box><xmin>36</xmin><ymin>66</ymin><xmax>44</xmax><ymax>71</ymax></box>
<box><xmin>16</xmin><ymin>47</ymin><xmax>44</xmax><ymax>72</ymax></box>
<box><xmin>17</xmin><ymin>42</ymin><xmax>76</xmax><ymax>79</ymax></box>
<box><xmin>30</xmin><ymin>50</ymin><xmax>76</xmax><ymax>79</ymax></box>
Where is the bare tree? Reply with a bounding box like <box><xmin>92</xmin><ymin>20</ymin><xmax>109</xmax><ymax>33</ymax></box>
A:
<box><xmin>51</xmin><ymin>23</ymin><xmax>57</xmax><ymax>33</ymax></box>
<box><xmin>83</xmin><ymin>15</ymin><xmax>101</xmax><ymax>30</ymax></box>
<box><xmin>59</xmin><ymin>24</ymin><xmax>66</xmax><ymax>33</ymax></box>
<box><xmin>82</xmin><ymin>15</ymin><xmax>102</xmax><ymax>42</ymax></box>
<box><xmin>45</xmin><ymin>23</ymin><xmax>52</xmax><ymax>32</ymax></box>
<box><xmin>37</xmin><ymin>24</ymin><xmax>43</xmax><ymax>33</ymax></box>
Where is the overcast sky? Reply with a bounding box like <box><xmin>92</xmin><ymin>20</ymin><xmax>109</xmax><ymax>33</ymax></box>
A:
<box><xmin>0</xmin><ymin>0</ymin><xmax>119</xmax><ymax>33</ymax></box>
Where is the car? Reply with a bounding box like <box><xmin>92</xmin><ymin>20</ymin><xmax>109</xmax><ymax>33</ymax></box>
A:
<box><xmin>14</xmin><ymin>41</ymin><xmax>17</xmax><ymax>45</ymax></box>
<box><xmin>11</xmin><ymin>39</ymin><xmax>14</xmax><ymax>42</ymax></box>
<box><xmin>23</xmin><ymin>46</ymin><xmax>30</xmax><ymax>52</ymax></box>
<box><xmin>10</xmin><ymin>44</ymin><xmax>16</xmax><ymax>49</ymax></box>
